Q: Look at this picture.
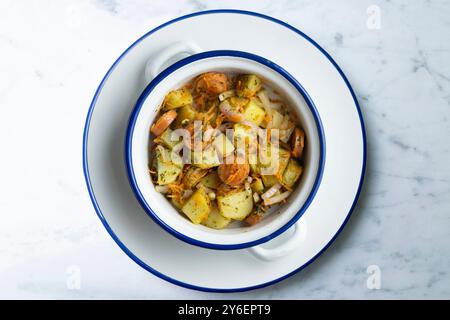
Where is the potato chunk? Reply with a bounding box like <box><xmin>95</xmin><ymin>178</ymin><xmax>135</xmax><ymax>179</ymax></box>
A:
<box><xmin>251</xmin><ymin>178</ymin><xmax>265</xmax><ymax>194</ymax></box>
<box><xmin>202</xmin><ymin>206</ymin><xmax>231</xmax><ymax>229</ymax></box>
<box><xmin>173</xmin><ymin>105</ymin><xmax>197</xmax><ymax>127</ymax></box>
<box><xmin>213</xmin><ymin>132</ymin><xmax>235</xmax><ymax>158</ymax></box>
<box><xmin>261</xmin><ymin>175</ymin><xmax>279</xmax><ymax>188</ymax></box>
<box><xmin>159</xmin><ymin>128</ymin><xmax>181</xmax><ymax>150</ymax></box>
<box><xmin>155</xmin><ymin>146</ymin><xmax>182</xmax><ymax>185</ymax></box>
<box><xmin>234</xmin><ymin>123</ymin><xmax>257</xmax><ymax>158</ymax></box>
<box><xmin>192</xmin><ymin>147</ymin><xmax>220</xmax><ymax>169</ymax></box>
<box><xmin>228</xmin><ymin>96</ymin><xmax>249</xmax><ymax>110</ymax></box>
<box><xmin>243</xmin><ymin>98</ymin><xmax>266</xmax><ymax>126</ymax></box>
<box><xmin>279</xmin><ymin>115</ymin><xmax>295</xmax><ymax>143</ymax></box>
<box><xmin>200</xmin><ymin>171</ymin><xmax>221</xmax><ymax>189</ymax></box>
<box><xmin>268</xmin><ymin>147</ymin><xmax>291</xmax><ymax>177</ymax></box>
<box><xmin>270</xmin><ymin>110</ymin><xmax>285</xmax><ymax>128</ymax></box>
<box><xmin>236</xmin><ymin>74</ymin><xmax>262</xmax><ymax>98</ymax></box>
<box><xmin>259</xmin><ymin>146</ymin><xmax>290</xmax><ymax>171</ymax></box>
<box><xmin>217</xmin><ymin>189</ymin><xmax>253</xmax><ymax>220</ymax></box>
<box><xmin>182</xmin><ymin>166</ymin><xmax>208</xmax><ymax>189</ymax></box>
<box><xmin>233</xmin><ymin>123</ymin><xmax>255</xmax><ymax>143</ymax></box>
<box><xmin>181</xmin><ymin>188</ymin><xmax>211</xmax><ymax>224</ymax></box>
<box><xmin>164</xmin><ymin>88</ymin><xmax>193</xmax><ymax>110</ymax></box>
<box><xmin>259</xmin><ymin>146</ymin><xmax>290</xmax><ymax>187</ymax></box>
<box><xmin>282</xmin><ymin>159</ymin><xmax>303</xmax><ymax>188</ymax></box>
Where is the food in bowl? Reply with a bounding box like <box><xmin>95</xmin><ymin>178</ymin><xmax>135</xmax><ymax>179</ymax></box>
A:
<box><xmin>149</xmin><ymin>72</ymin><xmax>306</xmax><ymax>229</ymax></box>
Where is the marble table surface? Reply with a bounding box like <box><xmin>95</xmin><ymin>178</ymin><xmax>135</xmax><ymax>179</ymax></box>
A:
<box><xmin>0</xmin><ymin>0</ymin><xmax>449</xmax><ymax>299</ymax></box>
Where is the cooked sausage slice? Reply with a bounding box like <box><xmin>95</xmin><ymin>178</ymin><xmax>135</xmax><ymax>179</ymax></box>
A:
<box><xmin>244</xmin><ymin>214</ymin><xmax>262</xmax><ymax>226</ymax></box>
<box><xmin>195</xmin><ymin>72</ymin><xmax>228</xmax><ymax>96</ymax></box>
<box><xmin>291</xmin><ymin>127</ymin><xmax>305</xmax><ymax>158</ymax></box>
<box><xmin>151</xmin><ymin>110</ymin><xmax>177</xmax><ymax>136</ymax></box>
<box><xmin>217</xmin><ymin>157</ymin><xmax>250</xmax><ymax>187</ymax></box>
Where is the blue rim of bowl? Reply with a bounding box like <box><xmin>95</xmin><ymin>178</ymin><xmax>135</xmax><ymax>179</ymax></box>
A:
<box><xmin>125</xmin><ymin>50</ymin><xmax>326</xmax><ymax>250</ymax></box>
<box><xmin>83</xmin><ymin>9</ymin><xmax>367</xmax><ymax>292</ymax></box>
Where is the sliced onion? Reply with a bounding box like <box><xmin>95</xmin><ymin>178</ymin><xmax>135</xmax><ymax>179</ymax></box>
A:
<box><xmin>257</xmin><ymin>91</ymin><xmax>273</xmax><ymax>128</ymax></box>
<box><xmin>182</xmin><ymin>189</ymin><xmax>193</xmax><ymax>199</ymax></box>
<box><xmin>253</xmin><ymin>192</ymin><xmax>261</xmax><ymax>203</ymax></box>
<box><xmin>155</xmin><ymin>185</ymin><xmax>169</xmax><ymax>193</ymax></box>
<box><xmin>257</xmin><ymin>90</ymin><xmax>273</xmax><ymax>117</ymax></box>
<box><xmin>155</xmin><ymin>145</ymin><xmax>170</xmax><ymax>162</ymax></box>
<box><xmin>203</xmin><ymin>125</ymin><xmax>215</xmax><ymax>142</ymax></box>
<box><xmin>264</xmin><ymin>191</ymin><xmax>292</xmax><ymax>206</ymax></box>
<box><xmin>218</xmin><ymin>122</ymin><xmax>234</xmax><ymax>132</ymax></box>
<box><xmin>261</xmin><ymin>183</ymin><xmax>281</xmax><ymax>200</ymax></box>
<box><xmin>218</xmin><ymin>90</ymin><xmax>235</xmax><ymax>101</ymax></box>
<box><xmin>280</xmin><ymin>115</ymin><xmax>289</xmax><ymax>129</ymax></box>
<box><xmin>239</xmin><ymin>120</ymin><xmax>265</xmax><ymax>138</ymax></box>
<box><xmin>196</xmin><ymin>183</ymin><xmax>213</xmax><ymax>195</ymax></box>
<box><xmin>278</xmin><ymin>115</ymin><xmax>295</xmax><ymax>142</ymax></box>
<box><xmin>271</xmin><ymin>102</ymin><xmax>282</xmax><ymax>110</ymax></box>
<box><xmin>280</xmin><ymin>126</ymin><xmax>294</xmax><ymax>143</ymax></box>
<box><xmin>155</xmin><ymin>144</ymin><xmax>165</xmax><ymax>154</ymax></box>
<box><xmin>219</xmin><ymin>100</ymin><xmax>244</xmax><ymax>122</ymax></box>
<box><xmin>239</xmin><ymin>120</ymin><xmax>257</xmax><ymax>129</ymax></box>
<box><xmin>280</xmin><ymin>115</ymin><xmax>292</xmax><ymax>130</ymax></box>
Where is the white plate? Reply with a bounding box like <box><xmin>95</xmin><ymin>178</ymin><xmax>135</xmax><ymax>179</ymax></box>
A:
<box><xmin>83</xmin><ymin>10</ymin><xmax>366</xmax><ymax>292</ymax></box>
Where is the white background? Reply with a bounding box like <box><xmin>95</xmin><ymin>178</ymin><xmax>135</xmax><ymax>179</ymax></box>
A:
<box><xmin>0</xmin><ymin>0</ymin><xmax>449</xmax><ymax>299</ymax></box>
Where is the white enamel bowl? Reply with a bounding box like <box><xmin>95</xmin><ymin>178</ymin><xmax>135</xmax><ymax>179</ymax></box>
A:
<box><xmin>125</xmin><ymin>50</ymin><xmax>325</xmax><ymax>250</ymax></box>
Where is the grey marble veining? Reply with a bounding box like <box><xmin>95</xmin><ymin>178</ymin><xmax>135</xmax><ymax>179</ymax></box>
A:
<box><xmin>0</xmin><ymin>0</ymin><xmax>449</xmax><ymax>299</ymax></box>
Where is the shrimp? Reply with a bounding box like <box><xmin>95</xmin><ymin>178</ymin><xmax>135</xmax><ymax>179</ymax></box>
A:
<box><xmin>150</xmin><ymin>110</ymin><xmax>177</xmax><ymax>136</ymax></box>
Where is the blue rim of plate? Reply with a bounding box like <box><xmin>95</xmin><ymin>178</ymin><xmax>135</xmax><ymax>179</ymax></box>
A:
<box><xmin>125</xmin><ymin>50</ymin><xmax>326</xmax><ymax>250</ymax></box>
<box><xmin>83</xmin><ymin>9</ymin><xmax>367</xmax><ymax>292</ymax></box>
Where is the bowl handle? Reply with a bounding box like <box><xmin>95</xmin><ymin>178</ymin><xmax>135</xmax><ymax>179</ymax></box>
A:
<box><xmin>144</xmin><ymin>42</ymin><xmax>202</xmax><ymax>83</ymax></box>
<box><xmin>248</xmin><ymin>221</ymin><xmax>307</xmax><ymax>261</ymax></box>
